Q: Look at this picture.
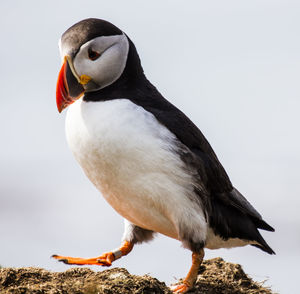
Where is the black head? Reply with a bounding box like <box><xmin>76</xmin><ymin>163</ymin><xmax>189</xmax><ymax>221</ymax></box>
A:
<box><xmin>56</xmin><ymin>18</ymin><xmax>145</xmax><ymax>112</ymax></box>
<box><xmin>61</xmin><ymin>18</ymin><xmax>123</xmax><ymax>58</ymax></box>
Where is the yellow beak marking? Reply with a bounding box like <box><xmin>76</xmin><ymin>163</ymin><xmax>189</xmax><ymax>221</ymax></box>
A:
<box><xmin>80</xmin><ymin>74</ymin><xmax>92</xmax><ymax>85</ymax></box>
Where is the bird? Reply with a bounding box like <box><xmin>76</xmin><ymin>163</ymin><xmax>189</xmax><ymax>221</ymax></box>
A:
<box><xmin>53</xmin><ymin>18</ymin><xmax>275</xmax><ymax>293</ymax></box>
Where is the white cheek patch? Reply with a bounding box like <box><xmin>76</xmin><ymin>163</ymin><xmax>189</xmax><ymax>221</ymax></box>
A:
<box><xmin>73</xmin><ymin>34</ymin><xmax>129</xmax><ymax>90</ymax></box>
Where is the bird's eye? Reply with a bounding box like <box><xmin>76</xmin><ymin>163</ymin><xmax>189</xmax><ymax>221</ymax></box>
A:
<box><xmin>88</xmin><ymin>48</ymin><xmax>101</xmax><ymax>61</ymax></box>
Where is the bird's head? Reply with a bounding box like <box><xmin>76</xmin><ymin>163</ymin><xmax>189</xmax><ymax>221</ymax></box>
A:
<box><xmin>56</xmin><ymin>18</ymin><xmax>132</xmax><ymax>112</ymax></box>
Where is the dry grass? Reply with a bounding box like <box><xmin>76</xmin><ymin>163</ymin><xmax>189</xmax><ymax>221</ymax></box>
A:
<box><xmin>0</xmin><ymin>258</ymin><xmax>273</xmax><ymax>294</ymax></box>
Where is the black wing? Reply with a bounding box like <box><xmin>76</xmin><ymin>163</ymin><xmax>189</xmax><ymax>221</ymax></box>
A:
<box><xmin>85</xmin><ymin>71</ymin><xmax>275</xmax><ymax>254</ymax></box>
<box><xmin>130</xmin><ymin>84</ymin><xmax>275</xmax><ymax>254</ymax></box>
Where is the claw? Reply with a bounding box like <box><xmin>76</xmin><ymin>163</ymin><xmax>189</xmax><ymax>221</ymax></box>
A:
<box><xmin>170</xmin><ymin>283</ymin><xmax>191</xmax><ymax>293</ymax></box>
<box><xmin>59</xmin><ymin>259</ymin><xmax>69</xmax><ymax>264</ymax></box>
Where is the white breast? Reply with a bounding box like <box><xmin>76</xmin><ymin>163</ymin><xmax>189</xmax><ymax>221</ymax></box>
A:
<box><xmin>65</xmin><ymin>98</ymin><xmax>207</xmax><ymax>243</ymax></box>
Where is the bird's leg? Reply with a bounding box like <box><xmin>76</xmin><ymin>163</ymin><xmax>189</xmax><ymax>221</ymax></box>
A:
<box><xmin>52</xmin><ymin>240</ymin><xmax>134</xmax><ymax>266</ymax></box>
<box><xmin>170</xmin><ymin>249</ymin><xmax>204</xmax><ymax>293</ymax></box>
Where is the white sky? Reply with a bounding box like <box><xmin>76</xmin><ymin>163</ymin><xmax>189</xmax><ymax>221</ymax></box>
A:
<box><xmin>0</xmin><ymin>1</ymin><xmax>299</xmax><ymax>293</ymax></box>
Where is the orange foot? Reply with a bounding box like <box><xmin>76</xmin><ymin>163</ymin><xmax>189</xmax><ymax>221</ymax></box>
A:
<box><xmin>52</xmin><ymin>252</ymin><xmax>115</xmax><ymax>266</ymax></box>
<box><xmin>170</xmin><ymin>283</ymin><xmax>191</xmax><ymax>293</ymax></box>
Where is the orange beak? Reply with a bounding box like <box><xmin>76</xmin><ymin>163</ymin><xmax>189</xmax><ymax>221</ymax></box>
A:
<box><xmin>56</xmin><ymin>56</ymin><xmax>85</xmax><ymax>113</ymax></box>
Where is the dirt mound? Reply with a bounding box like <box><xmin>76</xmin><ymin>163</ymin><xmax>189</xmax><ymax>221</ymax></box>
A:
<box><xmin>0</xmin><ymin>258</ymin><xmax>273</xmax><ymax>294</ymax></box>
<box><xmin>194</xmin><ymin>258</ymin><xmax>273</xmax><ymax>294</ymax></box>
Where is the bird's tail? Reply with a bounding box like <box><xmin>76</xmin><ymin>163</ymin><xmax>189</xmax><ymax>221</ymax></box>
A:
<box><xmin>251</xmin><ymin>230</ymin><xmax>275</xmax><ymax>255</ymax></box>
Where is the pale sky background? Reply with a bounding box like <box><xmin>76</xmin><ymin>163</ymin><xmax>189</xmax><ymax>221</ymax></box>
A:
<box><xmin>0</xmin><ymin>1</ymin><xmax>299</xmax><ymax>293</ymax></box>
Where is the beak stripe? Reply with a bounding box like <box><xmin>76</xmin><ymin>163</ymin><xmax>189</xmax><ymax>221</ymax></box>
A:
<box><xmin>56</xmin><ymin>56</ymin><xmax>85</xmax><ymax>113</ymax></box>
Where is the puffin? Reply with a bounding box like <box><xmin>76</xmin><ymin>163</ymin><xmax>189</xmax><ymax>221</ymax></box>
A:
<box><xmin>53</xmin><ymin>18</ymin><xmax>275</xmax><ymax>293</ymax></box>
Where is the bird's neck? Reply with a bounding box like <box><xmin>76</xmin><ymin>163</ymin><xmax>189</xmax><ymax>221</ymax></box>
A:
<box><xmin>83</xmin><ymin>73</ymin><xmax>149</xmax><ymax>102</ymax></box>
<box><xmin>84</xmin><ymin>35</ymin><xmax>150</xmax><ymax>102</ymax></box>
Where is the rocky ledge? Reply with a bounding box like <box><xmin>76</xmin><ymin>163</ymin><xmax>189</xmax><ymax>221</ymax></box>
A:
<box><xmin>0</xmin><ymin>257</ymin><xmax>273</xmax><ymax>294</ymax></box>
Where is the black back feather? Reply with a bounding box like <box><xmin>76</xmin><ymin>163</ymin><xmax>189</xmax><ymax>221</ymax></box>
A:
<box><xmin>72</xmin><ymin>19</ymin><xmax>275</xmax><ymax>254</ymax></box>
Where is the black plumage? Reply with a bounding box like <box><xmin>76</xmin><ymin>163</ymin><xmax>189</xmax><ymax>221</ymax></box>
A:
<box><xmin>61</xmin><ymin>18</ymin><xmax>123</xmax><ymax>58</ymax></box>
